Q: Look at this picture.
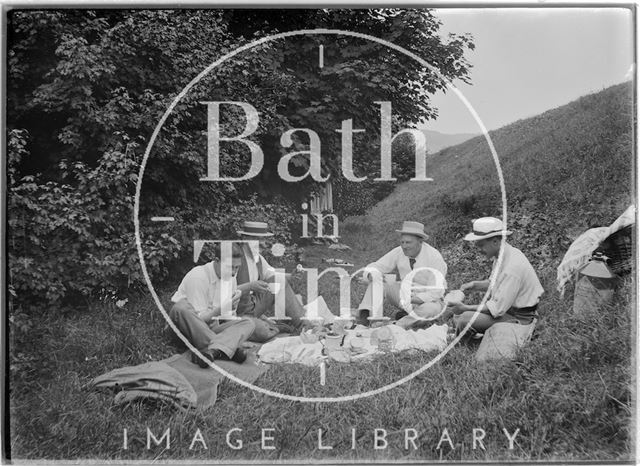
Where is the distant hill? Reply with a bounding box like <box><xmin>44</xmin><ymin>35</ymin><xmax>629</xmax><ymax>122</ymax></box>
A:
<box><xmin>344</xmin><ymin>82</ymin><xmax>634</xmax><ymax>287</ymax></box>
<box><xmin>417</xmin><ymin>129</ymin><xmax>478</xmax><ymax>153</ymax></box>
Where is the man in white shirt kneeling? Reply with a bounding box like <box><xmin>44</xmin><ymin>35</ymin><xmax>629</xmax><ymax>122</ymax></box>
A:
<box><xmin>446</xmin><ymin>217</ymin><xmax>544</xmax><ymax>339</ymax></box>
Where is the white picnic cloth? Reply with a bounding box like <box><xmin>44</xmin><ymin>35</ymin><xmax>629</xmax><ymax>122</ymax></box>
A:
<box><xmin>257</xmin><ymin>324</ymin><xmax>448</xmax><ymax>366</ymax></box>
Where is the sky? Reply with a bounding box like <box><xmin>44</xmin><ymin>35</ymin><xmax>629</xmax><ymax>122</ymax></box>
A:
<box><xmin>422</xmin><ymin>8</ymin><xmax>634</xmax><ymax>134</ymax></box>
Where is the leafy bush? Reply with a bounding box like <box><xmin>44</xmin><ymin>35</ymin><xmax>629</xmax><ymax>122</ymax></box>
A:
<box><xmin>7</xmin><ymin>129</ymin><xmax>182</xmax><ymax>311</ymax></box>
<box><xmin>333</xmin><ymin>177</ymin><xmax>396</xmax><ymax>218</ymax></box>
<box><xmin>7</xmin><ymin>9</ymin><xmax>474</xmax><ymax>308</ymax></box>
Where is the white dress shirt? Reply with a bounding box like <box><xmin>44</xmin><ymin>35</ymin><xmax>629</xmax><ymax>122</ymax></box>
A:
<box><xmin>486</xmin><ymin>243</ymin><xmax>544</xmax><ymax>318</ymax></box>
<box><xmin>367</xmin><ymin>242</ymin><xmax>448</xmax><ymax>281</ymax></box>
<box><xmin>171</xmin><ymin>262</ymin><xmax>237</xmax><ymax>317</ymax></box>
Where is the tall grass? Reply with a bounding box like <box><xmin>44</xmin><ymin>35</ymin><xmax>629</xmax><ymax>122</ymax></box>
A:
<box><xmin>9</xmin><ymin>275</ymin><xmax>632</xmax><ymax>461</ymax></box>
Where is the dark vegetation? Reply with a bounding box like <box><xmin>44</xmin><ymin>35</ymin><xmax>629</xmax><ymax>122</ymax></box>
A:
<box><xmin>7</xmin><ymin>8</ymin><xmax>473</xmax><ymax>310</ymax></box>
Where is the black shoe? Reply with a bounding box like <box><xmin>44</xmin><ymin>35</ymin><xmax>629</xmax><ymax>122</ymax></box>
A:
<box><xmin>193</xmin><ymin>348</ymin><xmax>247</xmax><ymax>367</ymax></box>
<box><xmin>192</xmin><ymin>348</ymin><xmax>226</xmax><ymax>368</ymax></box>
<box><xmin>230</xmin><ymin>348</ymin><xmax>247</xmax><ymax>364</ymax></box>
<box><xmin>354</xmin><ymin>309</ymin><xmax>371</xmax><ymax>327</ymax></box>
<box><xmin>459</xmin><ymin>328</ymin><xmax>482</xmax><ymax>345</ymax></box>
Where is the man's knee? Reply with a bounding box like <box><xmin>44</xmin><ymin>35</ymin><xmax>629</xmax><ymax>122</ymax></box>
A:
<box><xmin>454</xmin><ymin>311</ymin><xmax>474</xmax><ymax>331</ymax></box>
<box><xmin>250</xmin><ymin>317</ymin><xmax>279</xmax><ymax>343</ymax></box>
<box><xmin>170</xmin><ymin>299</ymin><xmax>195</xmax><ymax>320</ymax></box>
<box><xmin>238</xmin><ymin>317</ymin><xmax>256</xmax><ymax>333</ymax></box>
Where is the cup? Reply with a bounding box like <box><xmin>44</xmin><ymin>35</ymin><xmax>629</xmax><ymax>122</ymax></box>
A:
<box><xmin>300</xmin><ymin>331</ymin><xmax>319</xmax><ymax>344</ymax></box>
<box><xmin>324</xmin><ymin>334</ymin><xmax>343</xmax><ymax>351</ymax></box>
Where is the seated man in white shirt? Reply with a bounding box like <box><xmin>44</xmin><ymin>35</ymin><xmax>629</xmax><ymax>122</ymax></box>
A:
<box><xmin>446</xmin><ymin>217</ymin><xmax>544</xmax><ymax>337</ymax></box>
<box><xmin>354</xmin><ymin>221</ymin><xmax>448</xmax><ymax>325</ymax></box>
<box><xmin>170</xmin><ymin>243</ymin><xmax>255</xmax><ymax>367</ymax></box>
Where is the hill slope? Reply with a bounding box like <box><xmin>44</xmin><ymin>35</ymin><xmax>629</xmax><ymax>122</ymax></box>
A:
<box><xmin>344</xmin><ymin>81</ymin><xmax>634</xmax><ymax>286</ymax></box>
<box><xmin>417</xmin><ymin>129</ymin><xmax>478</xmax><ymax>153</ymax></box>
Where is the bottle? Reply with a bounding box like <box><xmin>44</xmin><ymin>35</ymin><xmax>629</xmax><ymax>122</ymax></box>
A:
<box><xmin>580</xmin><ymin>252</ymin><xmax>615</xmax><ymax>279</ymax></box>
<box><xmin>573</xmin><ymin>251</ymin><xmax>616</xmax><ymax>315</ymax></box>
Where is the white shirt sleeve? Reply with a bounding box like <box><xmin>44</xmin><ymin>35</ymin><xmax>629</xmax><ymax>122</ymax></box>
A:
<box><xmin>179</xmin><ymin>270</ymin><xmax>211</xmax><ymax>317</ymax></box>
<box><xmin>368</xmin><ymin>248</ymin><xmax>399</xmax><ymax>275</ymax></box>
<box><xmin>425</xmin><ymin>246</ymin><xmax>447</xmax><ymax>278</ymax></box>
<box><xmin>433</xmin><ymin>254</ymin><xmax>447</xmax><ymax>278</ymax></box>
<box><xmin>486</xmin><ymin>273</ymin><xmax>521</xmax><ymax>317</ymax></box>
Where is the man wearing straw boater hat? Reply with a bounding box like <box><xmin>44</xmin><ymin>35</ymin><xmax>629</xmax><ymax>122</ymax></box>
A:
<box><xmin>354</xmin><ymin>220</ymin><xmax>448</xmax><ymax>325</ymax></box>
<box><xmin>235</xmin><ymin>220</ymin><xmax>305</xmax><ymax>341</ymax></box>
<box><xmin>446</xmin><ymin>217</ymin><xmax>544</xmax><ymax>337</ymax></box>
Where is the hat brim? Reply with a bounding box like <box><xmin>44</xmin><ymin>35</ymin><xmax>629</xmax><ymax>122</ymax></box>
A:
<box><xmin>463</xmin><ymin>230</ymin><xmax>512</xmax><ymax>241</ymax></box>
<box><xmin>396</xmin><ymin>229</ymin><xmax>429</xmax><ymax>240</ymax></box>
<box><xmin>236</xmin><ymin>230</ymin><xmax>274</xmax><ymax>237</ymax></box>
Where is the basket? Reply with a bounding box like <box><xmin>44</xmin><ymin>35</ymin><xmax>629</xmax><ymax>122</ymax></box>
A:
<box><xmin>597</xmin><ymin>225</ymin><xmax>633</xmax><ymax>275</ymax></box>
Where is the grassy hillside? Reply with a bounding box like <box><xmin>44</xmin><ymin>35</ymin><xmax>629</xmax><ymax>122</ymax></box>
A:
<box><xmin>337</xmin><ymin>80</ymin><xmax>635</xmax><ymax>457</ymax></box>
<box><xmin>9</xmin><ymin>83</ymin><xmax>634</xmax><ymax>462</ymax></box>
<box><xmin>418</xmin><ymin>129</ymin><xmax>478</xmax><ymax>153</ymax></box>
<box><xmin>351</xmin><ymin>82</ymin><xmax>633</xmax><ymax>260</ymax></box>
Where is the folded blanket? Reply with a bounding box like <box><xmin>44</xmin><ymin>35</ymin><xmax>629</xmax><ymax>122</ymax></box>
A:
<box><xmin>91</xmin><ymin>351</ymin><xmax>267</xmax><ymax>410</ymax></box>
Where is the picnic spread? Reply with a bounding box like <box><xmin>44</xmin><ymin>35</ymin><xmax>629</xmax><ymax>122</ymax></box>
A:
<box><xmin>93</xmin><ymin>211</ymin><xmax>634</xmax><ymax>410</ymax></box>
<box><xmin>258</xmin><ymin>323</ymin><xmax>449</xmax><ymax>366</ymax></box>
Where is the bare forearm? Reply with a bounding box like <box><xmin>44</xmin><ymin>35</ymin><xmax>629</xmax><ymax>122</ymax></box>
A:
<box><xmin>474</xmin><ymin>280</ymin><xmax>490</xmax><ymax>291</ymax></box>
<box><xmin>452</xmin><ymin>303</ymin><xmax>490</xmax><ymax>315</ymax></box>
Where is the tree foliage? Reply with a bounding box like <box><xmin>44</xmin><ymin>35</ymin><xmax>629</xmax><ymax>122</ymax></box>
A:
<box><xmin>7</xmin><ymin>9</ymin><xmax>474</xmax><ymax>310</ymax></box>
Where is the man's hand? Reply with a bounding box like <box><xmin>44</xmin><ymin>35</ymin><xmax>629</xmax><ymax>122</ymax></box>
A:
<box><xmin>446</xmin><ymin>300</ymin><xmax>468</xmax><ymax>315</ymax></box>
<box><xmin>249</xmin><ymin>280</ymin><xmax>270</xmax><ymax>293</ymax></box>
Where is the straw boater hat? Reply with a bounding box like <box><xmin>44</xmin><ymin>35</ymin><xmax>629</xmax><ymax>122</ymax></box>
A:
<box><xmin>395</xmin><ymin>221</ymin><xmax>429</xmax><ymax>240</ymax></box>
<box><xmin>463</xmin><ymin>217</ymin><xmax>512</xmax><ymax>241</ymax></box>
<box><xmin>236</xmin><ymin>221</ymin><xmax>274</xmax><ymax>237</ymax></box>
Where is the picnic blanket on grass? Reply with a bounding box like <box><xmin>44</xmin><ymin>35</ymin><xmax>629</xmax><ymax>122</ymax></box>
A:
<box><xmin>91</xmin><ymin>351</ymin><xmax>267</xmax><ymax>411</ymax></box>
<box><xmin>257</xmin><ymin>324</ymin><xmax>448</xmax><ymax>366</ymax></box>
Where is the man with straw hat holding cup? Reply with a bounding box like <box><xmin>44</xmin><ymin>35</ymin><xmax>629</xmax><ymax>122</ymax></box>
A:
<box><xmin>446</xmin><ymin>217</ymin><xmax>544</xmax><ymax>339</ymax></box>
